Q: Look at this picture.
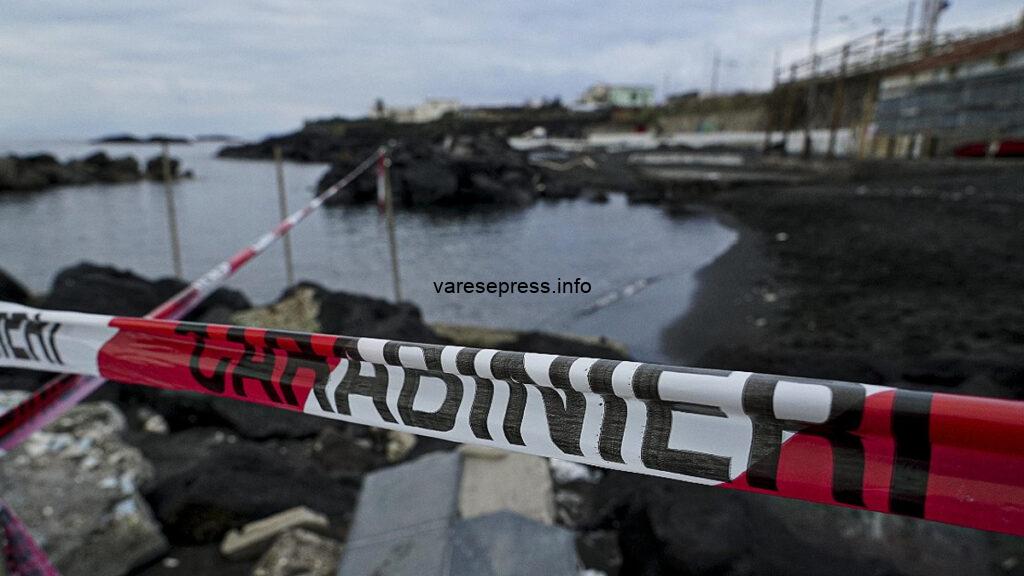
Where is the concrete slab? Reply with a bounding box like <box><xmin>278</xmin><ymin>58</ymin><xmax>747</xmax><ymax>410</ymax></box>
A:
<box><xmin>337</xmin><ymin>451</ymin><xmax>462</xmax><ymax>576</ymax></box>
<box><xmin>459</xmin><ymin>448</ymin><xmax>555</xmax><ymax>525</ymax></box>
<box><xmin>449</xmin><ymin>511</ymin><xmax>578</xmax><ymax>576</ymax></box>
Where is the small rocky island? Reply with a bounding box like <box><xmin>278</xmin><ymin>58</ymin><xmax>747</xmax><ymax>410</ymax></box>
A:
<box><xmin>0</xmin><ymin>152</ymin><xmax>191</xmax><ymax>193</ymax></box>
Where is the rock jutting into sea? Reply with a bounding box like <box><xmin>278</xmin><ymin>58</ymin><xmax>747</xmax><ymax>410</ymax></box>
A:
<box><xmin>0</xmin><ymin>152</ymin><xmax>192</xmax><ymax>193</ymax></box>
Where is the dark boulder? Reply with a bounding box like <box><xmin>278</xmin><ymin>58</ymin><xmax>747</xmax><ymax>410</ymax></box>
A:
<box><xmin>145</xmin><ymin>155</ymin><xmax>183</xmax><ymax>180</ymax></box>
<box><xmin>313</xmin><ymin>160</ymin><xmax>379</xmax><ymax>205</ymax></box>
<box><xmin>41</xmin><ymin>263</ymin><xmax>250</xmax><ymax>319</ymax></box>
<box><xmin>205</xmin><ymin>398</ymin><xmax>335</xmax><ymax>440</ymax></box>
<box><xmin>0</xmin><ymin>152</ymin><xmax>189</xmax><ymax>193</ymax></box>
<box><xmin>392</xmin><ymin>159</ymin><xmax>460</xmax><ymax>206</ymax></box>
<box><xmin>0</xmin><ymin>267</ymin><xmax>29</xmax><ymax>303</ymax></box>
<box><xmin>586</xmin><ymin>472</ymin><xmax>999</xmax><ymax>576</ymax></box>
<box><xmin>76</xmin><ymin>152</ymin><xmax>141</xmax><ymax>183</ymax></box>
<box><xmin>0</xmin><ymin>153</ymin><xmax>80</xmax><ymax>191</ymax></box>
<box><xmin>506</xmin><ymin>331</ymin><xmax>630</xmax><ymax>360</ymax></box>
<box><xmin>290</xmin><ymin>282</ymin><xmax>447</xmax><ymax>344</ymax></box>
<box><xmin>139</xmin><ymin>430</ymin><xmax>364</xmax><ymax>543</ymax></box>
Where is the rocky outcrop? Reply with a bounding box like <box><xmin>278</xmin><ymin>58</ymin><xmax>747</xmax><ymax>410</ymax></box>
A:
<box><xmin>144</xmin><ymin>155</ymin><xmax>192</xmax><ymax>180</ymax></box>
<box><xmin>298</xmin><ymin>283</ymin><xmax>448</xmax><ymax>343</ymax></box>
<box><xmin>316</xmin><ymin>135</ymin><xmax>539</xmax><ymax>208</ymax></box>
<box><xmin>40</xmin><ymin>263</ymin><xmax>250</xmax><ymax>320</ymax></box>
<box><xmin>0</xmin><ymin>152</ymin><xmax>191</xmax><ymax>193</ymax></box>
<box><xmin>580</xmin><ymin>471</ymin><xmax>1010</xmax><ymax>576</ymax></box>
<box><xmin>91</xmin><ymin>134</ymin><xmax>191</xmax><ymax>144</ymax></box>
<box><xmin>0</xmin><ymin>391</ymin><xmax>168</xmax><ymax>576</ymax></box>
<box><xmin>136</xmin><ymin>429</ymin><xmax>369</xmax><ymax>544</ymax></box>
<box><xmin>215</xmin><ymin>110</ymin><xmax>609</xmax><ymax>163</ymax></box>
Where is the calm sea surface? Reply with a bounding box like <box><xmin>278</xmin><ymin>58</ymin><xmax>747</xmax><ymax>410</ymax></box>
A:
<box><xmin>0</xmin><ymin>141</ymin><xmax>736</xmax><ymax>363</ymax></box>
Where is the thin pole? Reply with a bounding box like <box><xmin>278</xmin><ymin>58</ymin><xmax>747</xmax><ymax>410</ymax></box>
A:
<box><xmin>710</xmin><ymin>49</ymin><xmax>721</xmax><ymax>95</ymax></box>
<box><xmin>873</xmin><ymin>28</ymin><xmax>886</xmax><ymax>67</ymax></box>
<box><xmin>904</xmin><ymin>0</ymin><xmax>916</xmax><ymax>46</ymax></box>
<box><xmin>827</xmin><ymin>44</ymin><xmax>850</xmax><ymax>158</ymax></box>
<box><xmin>273</xmin><ymin>146</ymin><xmax>295</xmax><ymax>287</ymax></box>
<box><xmin>763</xmin><ymin>50</ymin><xmax>781</xmax><ymax>153</ymax></box>
<box><xmin>781</xmin><ymin>64</ymin><xmax>798</xmax><ymax>155</ymax></box>
<box><xmin>380</xmin><ymin>151</ymin><xmax>402</xmax><ymax>302</ymax></box>
<box><xmin>803</xmin><ymin>0</ymin><xmax>823</xmax><ymax>159</ymax></box>
<box><xmin>161</xmin><ymin>142</ymin><xmax>183</xmax><ymax>279</ymax></box>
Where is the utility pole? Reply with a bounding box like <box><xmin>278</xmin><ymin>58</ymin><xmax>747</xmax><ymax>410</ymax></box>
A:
<box><xmin>160</xmin><ymin>142</ymin><xmax>183</xmax><ymax>279</ymax></box>
<box><xmin>802</xmin><ymin>0</ymin><xmax>823</xmax><ymax>159</ymax></box>
<box><xmin>873</xmin><ymin>28</ymin><xmax>886</xmax><ymax>67</ymax></box>
<box><xmin>919</xmin><ymin>0</ymin><xmax>943</xmax><ymax>50</ymax></box>
<box><xmin>904</xmin><ymin>0</ymin><xmax>916</xmax><ymax>47</ymax></box>
<box><xmin>273</xmin><ymin>146</ymin><xmax>295</xmax><ymax>287</ymax></box>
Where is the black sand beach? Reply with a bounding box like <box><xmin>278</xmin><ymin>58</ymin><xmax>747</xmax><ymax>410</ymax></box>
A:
<box><xmin>669</xmin><ymin>160</ymin><xmax>1024</xmax><ymax>400</ymax></box>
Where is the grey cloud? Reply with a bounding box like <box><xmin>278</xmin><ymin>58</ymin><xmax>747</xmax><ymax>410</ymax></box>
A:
<box><xmin>1</xmin><ymin>0</ymin><xmax>1020</xmax><ymax>138</ymax></box>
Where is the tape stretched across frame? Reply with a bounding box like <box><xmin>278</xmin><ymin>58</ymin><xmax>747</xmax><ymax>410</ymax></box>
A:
<box><xmin>0</xmin><ymin>149</ymin><xmax>385</xmax><ymax>454</ymax></box>
<box><xmin>0</xmin><ymin>301</ymin><xmax>1021</xmax><ymax>536</ymax></box>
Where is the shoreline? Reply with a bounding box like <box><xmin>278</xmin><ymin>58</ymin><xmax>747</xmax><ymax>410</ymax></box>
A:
<box><xmin>659</xmin><ymin>207</ymin><xmax>767</xmax><ymax>366</ymax></box>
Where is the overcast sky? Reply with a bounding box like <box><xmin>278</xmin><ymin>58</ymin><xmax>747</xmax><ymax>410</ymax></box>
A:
<box><xmin>2</xmin><ymin>1</ymin><xmax>1020</xmax><ymax>139</ymax></box>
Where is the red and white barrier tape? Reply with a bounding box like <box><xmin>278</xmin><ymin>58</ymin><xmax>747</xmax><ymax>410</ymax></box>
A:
<box><xmin>0</xmin><ymin>499</ymin><xmax>58</xmax><ymax>576</ymax></box>
<box><xmin>0</xmin><ymin>148</ymin><xmax>385</xmax><ymax>453</ymax></box>
<box><xmin>1</xmin><ymin>301</ymin><xmax>1022</xmax><ymax>536</ymax></box>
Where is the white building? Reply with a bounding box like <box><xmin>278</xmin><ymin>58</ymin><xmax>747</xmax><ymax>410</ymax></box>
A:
<box><xmin>372</xmin><ymin>99</ymin><xmax>462</xmax><ymax>123</ymax></box>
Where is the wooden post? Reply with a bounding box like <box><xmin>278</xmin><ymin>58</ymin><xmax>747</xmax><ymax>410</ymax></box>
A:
<box><xmin>827</xmin><ymin>44</ymin><xmax>850</xmax><ymax>159</ymax></box>
<box><xmin>803</xmin><ymin>0</ymin><xmax>823</xmax><ymax>159</ymax></box>
<box><xmin>780</xmin><ymin>65</ymin><xmax>799</xmax><ymax>155</ymax></box>
<box><xmin>857</xmin><ymin>81</ymin><xmax>880</xmax><ymax>159</ymax></box>
<box><xmin>273</xmin><ymin>146</ymin><xmax>295</xmax><ymax>287</ymax></box>
<box><xmin>763</xmin><ymin>53</ymin><xmax>781</xmax><ymax>153</ymax></box>
<box><xmin>381</xmin><ymin>151</ymin><xmax>402</xmax><ymax>302</ymax></box>
<box><xmin>161</xmin><ymin>142</ymin><xmax>184</xmax><ymax>279</ymax></box>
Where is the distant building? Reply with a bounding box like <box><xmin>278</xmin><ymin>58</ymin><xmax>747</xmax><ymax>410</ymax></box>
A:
<box><xmin>577</xmin><ymin>83</ymin><xmax>655</xmax><ymax>109</ymax></box>
<box><xmin>665</xmin><ymin>90</ymin><xmax>700</xmax><ymax>106</ymax></box>
<box><xmin>371</xmin><ymin>99</ymin><xmax>461</xmax><ymax>123</ymax></box>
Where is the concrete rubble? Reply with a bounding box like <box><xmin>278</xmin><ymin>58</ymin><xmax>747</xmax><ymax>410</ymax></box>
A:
<box><xmin>252</xmin><ymin>528</ymin><xmax>342</xmax><ymax>576</ymax></box>
<box><xmin>384</xmin><ymin>431</ymin><xmax>417</xmax><ymax>463</ymax></box>
<box><xmin>0</xmin><ymin>391</ymin><xmax>168</xmax><ymax>576</ymax></box>
<box><xmin>336</xmin><ymin>449</ymin><xmax>578</xmax><ymax>576</ymax></box>
<box><xmin>220</xmin><ymin>506</ymin><xmax>330</xmax><ymax>560</ymax></box>
<box><xmin>458</xmin><ymin>445</ymin><xmax>554</xmax><ymax>525</ymax></box>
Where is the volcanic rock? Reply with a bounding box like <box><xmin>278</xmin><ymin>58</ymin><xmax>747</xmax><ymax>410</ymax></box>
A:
<box><xmin>0</xmin><ymin>267</ymin><xmax>29</xmax><ymax>304</ymax></box>
<box><xmin>0</xmin><ymin>391</ymin><xmax>168</xmax><ymax>576</ymax></box>
<box><xmin>317</xmin><ymin>135</ymin><xmax>538</xmax><ymax>208</ymax></box>
<box><xmin>138</xmin><ymin>430</ymin><xmax>362</xmax><ymax>544</ymax></box>
<box><xmin>41</xmin><ymin>263</ymin><xmax>250</xmax><ymax>320</ymax></box>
